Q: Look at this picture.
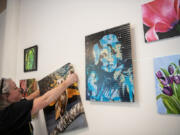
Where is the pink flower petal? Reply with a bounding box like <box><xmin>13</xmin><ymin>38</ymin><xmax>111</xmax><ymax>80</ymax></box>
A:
<box><xmin>142</xmin><ymin>0</ymin><xmax>179</xmax><ymax>32</ymax></box>
<box><xmin>145</xmin><ymin>25</ymin><xmax>159</xmax><ymax>42</ymax></box>
<box><xmin>155</xmin><ymin>21</ymin><xmax>172</xmax><ymax>32</ymax></box>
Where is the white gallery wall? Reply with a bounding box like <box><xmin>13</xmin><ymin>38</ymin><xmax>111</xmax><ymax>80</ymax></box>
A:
<box><xmin>1</xmin><ymin>0</ymin><xmax>180</xmax><ymax>135</ymax></box>
<box><xmin>0</xmin><ymin>10</ymin><xmax>6</xmax><ymax>77</ymax></box>
<box><xmin>0</xmin><ymin>0</ymin><xmax>20</xmax><ymax>80</ymax></box>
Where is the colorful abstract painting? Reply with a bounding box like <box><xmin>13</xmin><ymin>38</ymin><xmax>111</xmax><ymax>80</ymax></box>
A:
<box><xmin>154</xmin><ymin>55</ymin><xmax>180</xmax><ymax>114</ymax></box>
<box><xmin>38</xmin><ymin>63</ymin><xmax>87</xmax><ymax>135</ymax></box>
<box><xmin>24</xmin><ymin>45</ymin><xmax>38</xmax><ymax>72</ymax></box>
<box><xmin>85</xmin><ymin>23</ymin><xmax>134</xmax><ymax>102</ymax></box>
<box><xmin>142</xmin><ymin>0</ymin><xmax>180</xmax><ymax>43</ymax></box>
<box><xmin>19</xmin><ymin>79</ymin><xmax>37</xmax><ymax>97</ymax></box>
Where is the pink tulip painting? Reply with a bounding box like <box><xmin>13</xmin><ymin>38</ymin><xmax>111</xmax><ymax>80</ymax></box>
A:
<box><xmin>142</xmin><ymin>0</ymin><xmax>180</xmax><ymax>43</ymax></box>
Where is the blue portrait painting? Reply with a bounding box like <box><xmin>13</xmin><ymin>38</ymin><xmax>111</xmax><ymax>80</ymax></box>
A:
<box><xmin>85</xmin><ymin>23</ymin><xmax>134</xmax><ymax>102</ymax></box>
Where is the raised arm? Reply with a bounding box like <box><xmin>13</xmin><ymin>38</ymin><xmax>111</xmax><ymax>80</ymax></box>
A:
<box><xmin>31</xmin><ymin>73</ymin><xmax>78</xmax><ymax>115</ymax></box>
<box><xmin>26</xmin><ymin>90</ymin><xmax>40</xmax><ymax>100</ymax></box>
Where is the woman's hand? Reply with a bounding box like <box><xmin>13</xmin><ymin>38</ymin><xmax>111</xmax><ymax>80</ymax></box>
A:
<box><xmin>66</xmin><ymin>73</ymin><xmax>78</xmax><ymax>86</ymax></box>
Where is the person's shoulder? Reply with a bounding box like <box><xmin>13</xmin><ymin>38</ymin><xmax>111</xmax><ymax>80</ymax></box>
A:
<box><xmin>5</xmin><ymin>99</ymin><xmax>31</xmax><ymax>110</ymax></box>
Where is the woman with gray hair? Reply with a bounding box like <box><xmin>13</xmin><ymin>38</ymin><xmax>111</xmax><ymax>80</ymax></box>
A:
<box><xmin>0</xmin><ymin>73</ymin><xmax>78</xmax><ymax>135</ymax></box>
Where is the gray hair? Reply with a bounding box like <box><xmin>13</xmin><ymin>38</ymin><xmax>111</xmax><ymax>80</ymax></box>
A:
<box><xmin>0</xmin><ymin>78</ymin><xmax>11</xmax><ymax>110</ymax></box>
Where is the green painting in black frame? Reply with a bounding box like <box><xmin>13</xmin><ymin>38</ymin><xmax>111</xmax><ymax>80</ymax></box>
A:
<box><xmin>24</xmin><ymin>45</ymin><xmax>38</xmax><ymax>72</ymax></box>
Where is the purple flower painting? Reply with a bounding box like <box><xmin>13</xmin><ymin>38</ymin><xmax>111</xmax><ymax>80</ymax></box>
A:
<box><xmin>142</xmin><ymin>0</ymin><xmax>180</xmax><ymax>43</ymax></box>
<box><xmin>154</xmin><ymin>55</ymin><xmax>180</xmax><ymax>114</ymax></box>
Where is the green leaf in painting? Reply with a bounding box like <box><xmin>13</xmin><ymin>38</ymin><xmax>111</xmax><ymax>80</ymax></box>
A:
<box><xmin>171</xmin><ymin>96</ymin><xmax>180</xmax><ymax>111</ymax></box>
<box><xmin>158</xmin><ymin>79</ymin><xmax>164</xmax><ymax>89</ymax></box>
<box><xmin>172</xmin><ymin>82</ymin><xmax>178</xmax><ymax>98</ymax></box>
<box><xmin>162</xmin><ymin>99</ymin><xmax>174</xmax><ymax>114</ymax></box>
<box><xmin>160</xmin><ymin>68</ymin><xmax>170</xmax><ymax>77</ymax></box>
<box><xmin>177</xmin><ymin>84</ymin><xmax>180</xmax><ymax>100</ymax></box>
<box><xmin>170</xmin><ymin>63</ymin><xmax>180</xmax><ymax>74</ymax></box>
<box><xmin>157</xmin><ymin>94</ymin><xmax>180</xmax><ymax>114</ymax></box>
<box><xmin>163</xmin><ymin>98</ymin><xmax>180</xmax><ymax>114</ymax></box>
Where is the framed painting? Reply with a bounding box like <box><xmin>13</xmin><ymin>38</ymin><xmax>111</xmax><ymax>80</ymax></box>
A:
<box><xmin>24</xmin><ymin>45</ymin><xmax>38</xmax><ymax>72</ymax></box>
<box><xmin>141</xmin><ymin>0</ymin><xmax>180</xmax><ymax>43</ymax></box>
<box><xmin>85</xmin><ymin>23</ymin><xmax>134</xmax><ymax>102</ymax></box>
<box><xmin>154</xmin><ymin>54</ymin><xmax>180</xmax><ymax>114</ymax></box>
<box><xmin>38</xmin><ymin>63</ymin><xmax>88</xmax><ymax>135</ymax></box>
<box><xmin>19</xmin><ymin>78</ymin><xmax>37</xmax><ymax>97</ymax></box>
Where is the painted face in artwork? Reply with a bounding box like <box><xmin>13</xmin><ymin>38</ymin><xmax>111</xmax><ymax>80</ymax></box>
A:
<box><xmin>93</xmin><ymin>34</ymin><xmax>122</xmax><ymax>73</ymax></box>
<box><xmin>99</xmin><ymin>45</ymin><xmax>117</xmax><ymax>72</ymax></box>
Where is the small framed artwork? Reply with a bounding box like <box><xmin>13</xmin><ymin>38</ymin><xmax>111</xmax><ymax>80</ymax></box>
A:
<box><xmin>141</xmin><ymin>0</ymin><xmax>180</xmax><ymax>43</ymax></box>
<box><xmin>24</xmin><ymin>45</ymin><xmax>38</xmax><ymax>72</ymax></box>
